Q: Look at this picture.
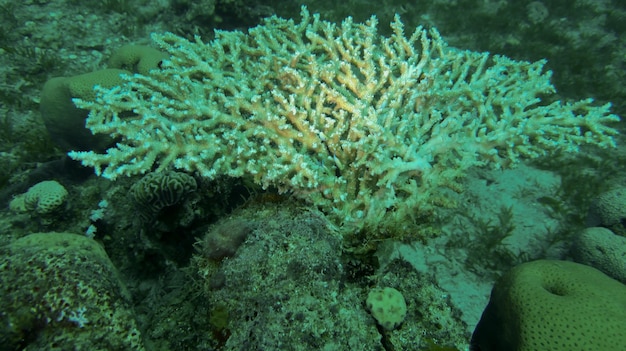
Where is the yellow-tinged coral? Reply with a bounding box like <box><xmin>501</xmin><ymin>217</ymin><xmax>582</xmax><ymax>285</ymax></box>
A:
<box><xmin>68</xmin><ymin>7</ymin><xmax>620</xmax><ymax>236</ymax></box>
<box><xmin>366</xmin><ymin>287</ymin><xmax>407</xmax><ymax>330</ymax></box>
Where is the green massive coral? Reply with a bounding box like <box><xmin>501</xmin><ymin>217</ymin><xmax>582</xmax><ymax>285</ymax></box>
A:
<box><xmin>0</xmin><ymin>233</ymin><xmax>144</xmax><ymax>350</ymax></box>
<box><xmin>69</xmin><ymin>7</ymin><xmax>619</xmax><ymax>237</ymax></box>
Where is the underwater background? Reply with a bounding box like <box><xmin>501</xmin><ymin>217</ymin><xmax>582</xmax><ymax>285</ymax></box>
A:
<box><xmin>1</xmin><ymin>0</ymin><xmax>626</xmax><ymax>350</ymax></box>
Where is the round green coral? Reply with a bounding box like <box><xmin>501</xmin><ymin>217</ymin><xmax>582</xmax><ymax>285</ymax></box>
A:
<box><xmin>9</xmin><ymin>180</ymin><xmax>68</xmax><ymax>215</ymax></box>
<box><xmin>471</xmin><ymin>260</ymin><xmax>626</xmax><ymax>350</ymax></box>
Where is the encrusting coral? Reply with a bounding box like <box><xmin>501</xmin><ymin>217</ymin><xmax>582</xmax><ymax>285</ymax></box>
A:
<box><xmin>68</xmin><ymin>7</ymin><xmax>619</xmax><ymax>237</ymax></box>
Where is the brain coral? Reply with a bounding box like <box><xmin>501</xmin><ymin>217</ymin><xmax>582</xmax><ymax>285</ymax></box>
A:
<box><xmin>9</xmin><ymin>180</ymin><xmax>68</xmax><ymax>215</ymax></box>
<box><xmin>471</xmin><ymin>259</ymin><xmax>626</xmax><ymax>351</ymax></box>
<box><xmin>130</xmin><ymin>171</ymin><xmax>197</xmax><ymax>222</ymax></box>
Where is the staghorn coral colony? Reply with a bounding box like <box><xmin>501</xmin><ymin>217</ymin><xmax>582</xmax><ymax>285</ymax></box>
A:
<box><xmin>69</xmin><ymin>8</ymin><xmax>618</xmax><ymax>238</ymax></box>
<box><xmin>2</xmin><ymin>1</ymin><xmax>626</xmax><ymax>350</ymax></box>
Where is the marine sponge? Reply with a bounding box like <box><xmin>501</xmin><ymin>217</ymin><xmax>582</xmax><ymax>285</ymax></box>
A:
<box><xmin>198</xmin><ymin>217</ymin><xmax>252</xmax><ymax>260</ymax></box>
<box><xmin>470</xmin><ymin>259</ymin><xmax>626</xmax><ymax>351</ymax></box>
<box><xmin>366</xmin><ymin>287</ymin><xmax>407</xmax><ymax>330</ymax></box>
<box><xmin>9</xmin><ymin>180</ymin><xmax>68</xmax><ymax>215</ymax></box>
